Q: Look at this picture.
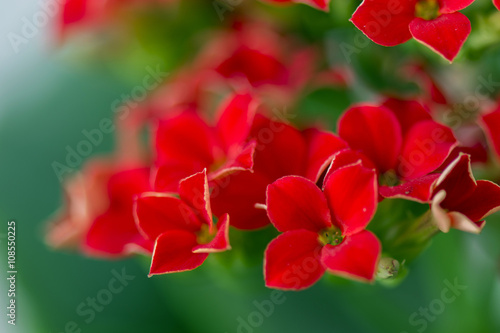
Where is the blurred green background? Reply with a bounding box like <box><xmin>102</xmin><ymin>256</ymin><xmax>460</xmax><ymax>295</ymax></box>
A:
<box><xmin>1</xmin><ymin>1</ymin><xmax>500</xmax><ymax>333</ymax></box>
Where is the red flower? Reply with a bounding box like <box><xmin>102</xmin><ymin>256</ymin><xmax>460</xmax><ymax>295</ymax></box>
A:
<box><xmin>200</xmin><ymin>22</ymin><xmax>316</xmax><ymax>105</ymax></box>
<box><xmin>134</xmin><ymin>170</ymin><xmax>230</xmax><ymax>275</ymax></box>
<box><xmin>84</xmin><ymin>166</ymin><xmax>154</xmax><ymax>256</ymax></box>
<box><xmin>264</xmin><ymin>163</ymin><xmax>381</xmax><ymax>290</ymax></box>
<box><xmin>481</xmin><ymin>105</ymin><xmax>500</xmax><ymax>161</ymax></box>
<box><xmin>351</xmin><ymin>0</ymin><xmax>476</xmax><ymax>61</ymax></box>
<box><xmin>262</xmin><ymin>0</ymin><xmax>330</xmax><ymax>12</ymax></box>
<box><xmin>430</xmin><ymin>154</ymin><xmax>500</xmax><ymax>233</ymax></box>
<box><xmin>210</xmin><ymin>115</ymin><xmax>348</xmax><ymax>230</ymax></box>
<box><xmin>336</xmin><ymin>102</ymin><xmax>456</xmax><ymax>203</ymax></box>
<box><xmin>46</xmin><ymin>110</ymin><xmax>153</xmax><ymax>257</ymax></box>
<box><xmin>153</xmin><ymin>93</ymin><xmax>257</xmax><ymax>191</ymax></box>
<box><xmin>495</xmin><ymin>0</ymin><xmax>500</xmax><ymax>10</ymax></box>
<box><xmin>47</xmin><ymin>159</ymin><xmax>151</xmax><ymax>256</ymax></box>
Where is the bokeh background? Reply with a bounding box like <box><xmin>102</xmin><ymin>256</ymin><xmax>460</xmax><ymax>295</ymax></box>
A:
<box><xmin>1</xmin><ymin>1</ymin><xmax>500</xmax><ymax>333</ymax></box>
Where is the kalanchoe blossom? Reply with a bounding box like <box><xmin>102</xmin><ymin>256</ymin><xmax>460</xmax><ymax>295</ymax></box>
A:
<box><xmin>199</xmin><ymin>22</ymin><xmax>317</xmax><ymax>106</ymax></box>
<box><xmin>336</xmin><ymin>102</ymin><xmax>457</xmax><ymax>203</ymax></box>
<box><xmin>351</xmin><ymin>0</ymin><xmax>476</xmax><ymax>62</ymax></box>
<box><xmin>430</xmin><ymin>154</ymin><xmax>500</xmax><ymax>233</ymax></box>
<box><xmin>134</xmin><ymin>170</ymin><xmax>230</xmax><ymax>275</ymax></box>
<box><xmin>47</xmin><ymin>162</ymin><xmax>153</xmax><ymax>257</ymax></box>
<box><xmin>46</xmin><ymin>110</ymin><xmax>153</xmax><ymax>257</ymax></box>
<box><xmin>264</xmin><ymin>163</ymin><xmax>381</xmax><ymax>290</ymax></box>
<box><xmin>154</xmin><ymin>93</ymin><xmax>257</xmax><ymax>192</ymax></box>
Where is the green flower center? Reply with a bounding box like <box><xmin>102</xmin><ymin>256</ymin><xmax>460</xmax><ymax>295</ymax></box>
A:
<box><xmin>415</xmin><ymin>0</ymin><xmax>440</xmax><ymax>20</ymax></box>
<box><xmin>379</xmin><ymin>170</ymin><xmax>399</xmax><ymax>187</ymax></box>
<box><xmin>196</xmin><ymin>223</ymin><xmax>213</xmax><ymax>245</ymax></box>
<box><xmin>318</xmin><ymin>227</ymin><xmax>344</xmax><ymax>246</ymax></box>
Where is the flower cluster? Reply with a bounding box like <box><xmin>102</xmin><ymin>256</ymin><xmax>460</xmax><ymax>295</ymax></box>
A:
<box><xmin>58</xmin><ymin>0</ymin><xmax>500</xmax><ymax>62</ymax></box>
<box><xmin>47</xmin><ymin>20</ymin><xmax>500</xmax><ymax>290</ymax></box>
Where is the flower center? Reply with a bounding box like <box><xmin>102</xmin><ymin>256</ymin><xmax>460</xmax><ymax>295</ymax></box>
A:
<box><xmin>379</xmin><ymin>170</ymin><xmax>399</xmax><ymax>187</ymax></box>
<box><xmin>318</xmin><ymin>226</ymin><xmax>344</xmax><ymax>246</ymax></box>
<box><xmin>196</xmin><ymin>223</ymin><xmax>213</xmax><ymax>244</ymax></box>
<box><xmin>415</xmin><ymin>0</ymin><xmax>440</xmax><ymax>20</ymax></box>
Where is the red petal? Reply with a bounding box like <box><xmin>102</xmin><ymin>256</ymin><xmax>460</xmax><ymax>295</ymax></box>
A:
<box><xmin>210</xmin><ymin>140</ymin><xmax>256</xmax><ymax>180</ymax></box>
<box><xmin>179</xmin><ymin>170</ymin><xmax>213</xmax><ymax>227</ymax></box>
<box><xmin>409</xmin><ymin>13</ymin><xmax>471</xmax><ymax>62</ymax></box>
<box><xmin>155</xmin><ymin>112</ymin><xmax>215</xmax><ymax>168</ymax></box>
<box><xmin>266</xmin><ymin>176</ymin><xmax>332</xmax><ymax>233</ymax></box>
<box><xmin>379</xmin><ymin>174</ymin><xmax>440</xmax><ymax>203</ymax></box>
<box><xmin>153</xmin><ymin>162</ymin><xmax>199</xmax><ymax>192</ymax></box>
<box><xmin>398</xmin><ymin>120</ymin><xmax>457</xmax><ymax>180</ymax></box>
<box><xmin>193</xmin><ymin>214</ymin><xmax>231</xmax><ymax>253</ymax></box>
<box><xmin>149</xmin><ymin>230</ymin><xmax>208</xmax><ymax>275</ymax></box>
<box><xmin>264</xmin><ymin>230</ymin><xmax>325</xmax><ymax>290</ymax></box>
<box><xmin>216</xmin><ymin>93</ymin><xmax>256</xmax><ymax>153</ymax></box>
<box><xmin>323</xmin><ymin>163</ymin><xmax>378</xmax><ymax>236</ymax></box>
<box><xmin>321</xmin><ymin>230</ymin><xmax>381</xmax><ymax>282</ymax></box>
<box><xmin>106</xmin><ymin>168</ymin><xmax>151</xmax><ymax>208</ymax></box>
<box><xmin>210</xmin><ymin>171</ymin><xmax>271</xmax><ymax>230</ymax></box>
<box><xmin>250</xmin><ymin>114</ymin><xmax>308</xmax><ymax>180</ymax></box>
<box><xmin>216</xmin><ymin>47</ymin><xmax>288</xmax><ymax>88</ymax></box>
<box><xmin>432</xmin><ymin>153</ymin><xmax>476</xmax><ymax>209</ymax></box>
<box><xmin>431</xmin><ymin>190</ymin><xmax>485</xmax><ymax>233</ymax></box>
<box><xmin>437</xmin><ymin>145</ymin><xmax>489</xmax><ymax>171</ymax></box>
<box><xmin>449</xmin><ymin>180</ymin><xmax>500</xmax><ymax>222</ymax></box>
<box><xmin>350</xmin><ymin>0</ymin><xmax>416</xmax><ymax>46</ymax></box>
<box><xmin>382</xmin><ymin>98</ymin><xmax>432</xmax><ymax>136</ymax></box>
<box><xmin>481</xmin><ymin>109</ymin><xmax>500</xmax><ymax>160</ymax></box>
<box><xmin>323</xmin><ymin>149</ymin><xmax>377</xmax><ymax>187</ymax></box>
<box><xmin>439</xmin><ymin>0</ymin><xmax>475</xmax><ymax>13</ymax></box>
<box><xmin>303</xmin><ymin>129</ymin><xmax>348</xmax><ymax>183</ymax></box>
<box><xmin>494</xmin><ymin>0</ymin><xmax>500</xmax><ymax>10</ymax></box>
<box><xmin>134</xmin><ymin>193</ymin><xmax>202</xmax><ymax>240</ymax></box>
<box><xmin>338</xmin><ymin>104</ymin><xmax>402</xmax><ymax>173</ymax></box>
<box><xmin>84</xmin><ymin>210</ymin><xmax>150</xmax><ymax>257</ymax></box>
<box><xmin>61</xmin><ymin>0</ymin><xmax>87</xmax><ymax>26</ymax></box>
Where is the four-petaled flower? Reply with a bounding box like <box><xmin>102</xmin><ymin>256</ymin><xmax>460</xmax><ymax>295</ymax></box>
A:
<box><xmin>336</xmin><ymin>102</ymin><xmax>456</xmax><ymax>203</ymax></box>
<box><xmin>134</xmin><ymin>169</ymin><xmax>231</xmax><ymax>275</ymax></box>
<box><xmin>264</xmin><ymin>163</ymin><xmax>381</xmax><ymax>290</ymax></box>
<box><xmin>351</xmin><ymin>0</ymin><xmax>476</xmax><ymax>62</ymax></box>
